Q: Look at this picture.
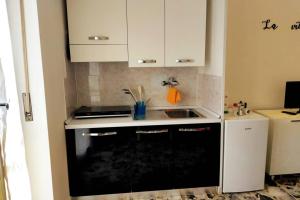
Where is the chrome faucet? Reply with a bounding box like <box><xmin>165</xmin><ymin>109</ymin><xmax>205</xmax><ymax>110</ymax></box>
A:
<box><xmin>161</xmin><ymin>77</ymin><xmax>179</xmax><ymax>87</ymax></box>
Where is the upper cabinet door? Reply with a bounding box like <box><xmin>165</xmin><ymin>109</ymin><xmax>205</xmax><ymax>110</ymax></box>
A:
<box><xmin>165</xmin><ymin>0</ymin><xmax>207</xmax><ymax>67</ymax></box>
<box><xmin>67</xmin><ymin>0</ymin><xmax>127</xmax><ymax>45</ymax></box>
<box><xmin>127</xmin><ymin>0</ymin><xmax>164</xmax><ymax>67</ymax></box>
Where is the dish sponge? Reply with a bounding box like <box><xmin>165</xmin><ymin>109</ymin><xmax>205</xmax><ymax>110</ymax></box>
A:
<box><xmin>167</xmin><ymin>87</ymin><xmax>181</xmax><ymax>105</ymax></box>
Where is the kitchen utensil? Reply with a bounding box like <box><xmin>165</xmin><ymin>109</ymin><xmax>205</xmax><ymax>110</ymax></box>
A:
<box><xmin>141</xmin><ymin>86</ymin><xmax>145</xmax><ymax>101</ymax></box>
<box><xmin>138</xmin><ymin>85</ymin><xmax>142</xmax><ymax>101</ymax></box>
<box><xmin>129</xmin><ymin>88</ymin><xmax>138</xmax><ymax>102</ymax></box>
<box><xmin>122</xmin><ymin>89</ymin><xmax>137</xmax><ymax>102</ymax></box>
<box><xmin>124</xmin><ymin>91</ymin><xmax>137</xmax><ymax>103</ymax></box>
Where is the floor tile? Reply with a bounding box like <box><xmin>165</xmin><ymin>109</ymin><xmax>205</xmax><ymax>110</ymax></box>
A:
<box><xmin>275</xmin><ymin>174</ymin><xmax>300</xmax><ymax>199</ymax></box>
<box><xmin>74</xmin><ymin>175</ymin><xmax>300</xmax><ymax>200</ymax></box>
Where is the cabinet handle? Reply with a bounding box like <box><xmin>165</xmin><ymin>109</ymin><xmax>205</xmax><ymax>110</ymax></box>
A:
<box><xmin>138</xmin><ymin>59</ymin><xmax>157</xmax><ymax>64</ymax></box>
<box><xmin>0</xmin><ymin>103</ymin><xmax>9</xmax><ymax>110</ymax></box>
<box><xmin>178</xmin><ymin>127</ymin><xmax>211</xmax><ymax>132</ymax></box>
<box><xmin>291</xmin><ymin>120</ymin><xmax>300</xmax><ymax>123</ymax></box>
<box><xmin>136</xmin><ymin>129</ymin><xmax>168</xmax><ymax>134</ymax></box>
<box><xmin>82</xmin><ymin>132</ymin><xmax>117</xmax><ymax>137</ymax></box>
<box><xmin>175</xmin><ymin>59</ymin><xmax>194</xmax><ymax>63</ymax></box>
<box><xmin>88</xmin><ymin>35</ymin><xmax>109</xmax><ymax>41</ymax></box>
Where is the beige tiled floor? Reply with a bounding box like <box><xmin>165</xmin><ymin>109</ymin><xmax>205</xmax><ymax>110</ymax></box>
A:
<box><xmin>76</xmin><ymin>186</ymin><xmax>294</xmax><ymax>200</ymax></box>
<box><xmin>275</xmin><ymin>174</ymin><xmax>300</xmax><ymax>200</ymax></box>
<box><xmin>75</xmin><ymin>175</ymin><xmax>300</xmax><ymax>200</ymax></box>
<box><xmin>131</xmin><ymin>186</ymin><xmax>294</xmax><ymax>200</ymax></box>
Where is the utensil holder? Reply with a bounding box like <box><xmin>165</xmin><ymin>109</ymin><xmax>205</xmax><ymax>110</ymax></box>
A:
<box><xmin>134</xmin><ymin>101</ymin><xmax>146</xmax><ymax>120</ymax></box>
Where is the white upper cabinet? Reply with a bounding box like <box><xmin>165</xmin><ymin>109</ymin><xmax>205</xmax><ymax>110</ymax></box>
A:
<box><xmin>67</xmin><ymin>0</ymin><xmax>127</xmax><ymax>45</ymax></box>
<box><xmin>165</xmin><ymin>0</ymin><xmax>207</xmax><ymax>67</ymax></box>
<box><xmin>67</xmin><ymin>0</ymin><xmax>207</xmax><ymax>65</ymax></box>
<box><xmin>127</xmin><ymin>0</ymin><xmax>207</xmax><ymax>67</ymax></box>
<box><xmin>66</xmin><ymin>0</ymin><xmax>128</xmax><ymax>62</ymax></box>
<box><xmin>127</xmin><ymin>0</ymin><xmax>165</xmax><ymax>67</ymax></box>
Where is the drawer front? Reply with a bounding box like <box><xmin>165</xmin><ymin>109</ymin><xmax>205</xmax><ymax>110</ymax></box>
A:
<box><xmin>66</xmin><ymin>127</ymin><xmax>135</xmax><ymax>196</ymax></box>
<box><xmin>70</xmin><ymin>45</ymin><xmax>128</xmax><ymax>62</ymax></box>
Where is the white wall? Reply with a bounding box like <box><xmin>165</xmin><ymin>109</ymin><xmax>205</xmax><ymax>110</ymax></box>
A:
<box><xmin>226</xmin><ymin>0</ymin><xmax>300</xmax><ymax>109</ymax></box>
<box><xmin>197</xmin><ymin>0</ymin><xmax>227</xmax><ymax>115</ymax></box>
<box><xmin>6</xmin><ymin>0</ymin><xmax>54</xmax><ymax>199</ymax></box>
<box><xmin>35</xmin><ymin>0</ymin><xmax>71</xmax><ymax>199</ymax></box>
<box><xmin>199</xmin><ymin>0</ymin><xmax>227</xmax><ymax>77</ymax></box>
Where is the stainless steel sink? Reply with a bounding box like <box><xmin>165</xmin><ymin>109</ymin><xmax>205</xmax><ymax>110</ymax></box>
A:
<box><xmin>164</xmin><ymin>109</ymin><xmax>205</xmax><ymax>119</ymax></box>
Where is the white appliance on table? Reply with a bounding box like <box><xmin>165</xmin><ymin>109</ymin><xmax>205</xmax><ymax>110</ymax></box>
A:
<box><xmin>223</xmin><ymin>112</ymin><xmax>269</xmax><ymax>193</ymax></box>
<box><xmin>256</xmin><ymin>109</ymin><xmax>300</xmax><ymax>175</ymax></box>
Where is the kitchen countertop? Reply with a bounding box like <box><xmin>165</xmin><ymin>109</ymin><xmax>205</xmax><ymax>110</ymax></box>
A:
<box><xmin>255</xmin><ymin>108</ymin><xmax>300</xmax><ymax>119</ymax></box>
<box><xmin>224</xmin><ymin>111</ymin><xmax>268</xmax><ymax>120</ymax></box>
<box><xmin>65</xmin><ymin>106</ymin><xmax>221</xmax><ymax>129</ymax></box>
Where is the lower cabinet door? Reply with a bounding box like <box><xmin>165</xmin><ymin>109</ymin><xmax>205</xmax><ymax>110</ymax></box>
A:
<box><xmin>170</xmin><ymin>123</ymin><xmax>221</xmax><ymax>188</ymax></box>
<box><xmin>65</xmin><ymin>127</ymin><xmax>135</xmax><ymax>196</ymax></box>
<box><xmin>269</xmin><ymin>119</ymin><xmax>300</xmax><ymax>175</ymax></box>
<box><xmin>66</xmin><ymin>123</ymin><xmax>221</xmax><ymax>196</ymax></box>
<box><xmin>131</xmin><ymin>126</ymin><xmax>173</xmax><ymax>192</ymax></box>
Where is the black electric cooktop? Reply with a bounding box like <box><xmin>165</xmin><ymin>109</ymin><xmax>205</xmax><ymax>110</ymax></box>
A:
<box><xmin>74</xmin><ymin>106</ymin><xmax>131</xmax><ymax>119</ymax></box>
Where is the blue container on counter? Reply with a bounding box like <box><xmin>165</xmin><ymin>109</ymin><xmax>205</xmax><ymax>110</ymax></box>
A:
<box><xmin>134</xmin><ymin>101</ymin><xmax>146</xmax><ymax>120</ymax></box>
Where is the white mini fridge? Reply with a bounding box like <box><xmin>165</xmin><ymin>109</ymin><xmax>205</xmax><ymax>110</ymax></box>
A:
<box><xmin>223</xmin><ymin>112</ymin><xmax>269</xmax><ymax>193</ymax></box>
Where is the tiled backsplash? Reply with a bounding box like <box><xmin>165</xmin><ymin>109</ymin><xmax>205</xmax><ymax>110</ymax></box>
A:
<box><xmin>74</xmin><ymin>62</ymin><xmax>199</xmax><ymax>107</ymax></box>
<box><xmin>64</xmin><ymin>60</ymin><xmax>77</xmax><ymax>117</ymax></box>
<box><xmin>197</xmin><ymin>74</ymin><xmax>223</xmax><ymax>115</ymax></box>
<box><xmin>66</xmin><ymin>62</ymin><xmax>223</xmax><ymax>115</ymax></box>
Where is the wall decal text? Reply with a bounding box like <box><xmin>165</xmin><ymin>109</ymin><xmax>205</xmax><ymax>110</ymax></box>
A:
<box><xmin>291</xmin><ymin>22</ymin><xmax>300</xmax><ymax>30</ymax></box>
<box><xmin>262</xmin><ymin>19</ymin><xmax>300</xmax><ymax>31</ymax></box>
<box><xmin>262</xmin><ymin>19</ymin><xmax>278</xmax><ymax>30</ymax></box>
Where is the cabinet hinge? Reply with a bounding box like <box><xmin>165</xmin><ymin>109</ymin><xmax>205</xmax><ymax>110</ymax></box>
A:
<box><xmin>22</xmin><ymin>92</ymin><xmax>33</xmax><ymax>121</ymax></box>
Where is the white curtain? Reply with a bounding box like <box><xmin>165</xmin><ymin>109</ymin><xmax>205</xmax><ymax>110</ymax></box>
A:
<box><xmin>0</xmin><ymin>0</ymin><xmax>32</xmax><ymax>199</ymax></box>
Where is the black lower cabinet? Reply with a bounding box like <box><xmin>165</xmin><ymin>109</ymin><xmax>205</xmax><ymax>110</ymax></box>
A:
<box><xmin>65</xmin><ymin>123</ymin><xmax>221</xmax><ymax>197</ymax></box>
<box><xmin>131</xmin><ymin>126</ymin><xmax>173</xmax><ymax>192</ymax></box>
<box><xmin>66</xmin><ymin>127</ymin><xmax>135</xmax><ymax>196</ymax></box>
<box><xmin>171</xmin><ymin>123</ymin><xmax>221</xmax><ymax>188</ymax></box>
